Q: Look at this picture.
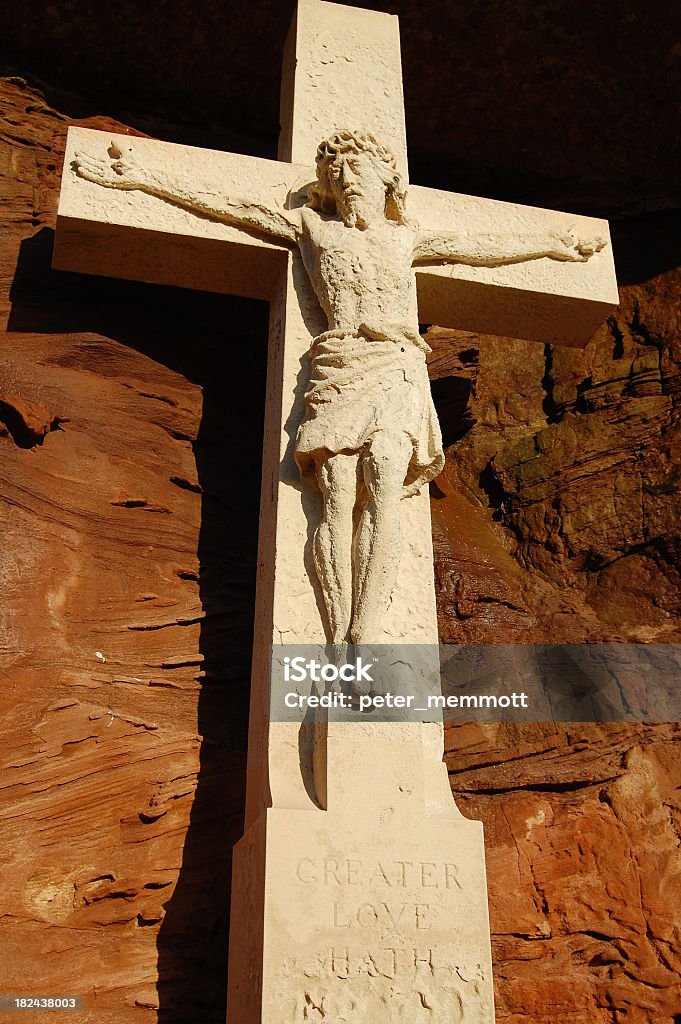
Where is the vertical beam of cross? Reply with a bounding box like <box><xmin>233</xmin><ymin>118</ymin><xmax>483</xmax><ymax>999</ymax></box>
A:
<box><xmin>243</xmin><ymin>0</ymin><xmax>455</xmax><ymax>835</ymax></box>
<box><xmin>279</xmin><ymin>0</ymin><xmax>408</xmax><ymax>176</ymax></box>
<box><xmin>228</xmin><ymin>13</ymin><xmax>468</xmax><ymax>1016</ymax></box>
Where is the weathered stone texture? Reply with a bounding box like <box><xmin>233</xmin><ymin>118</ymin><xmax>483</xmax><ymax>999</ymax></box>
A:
<box><xmin>1</xmin><ymin>77</ymin><xmax>680</xmax><ymax>1023</ymax></box>
<box><xmin>429</xmin><ymin>241</ymin><xmax>681</xmax><ymax>644</ymax></box>
<box><xmin>447</xmin><ymin>722</ymin><xmax>681</xmax><ymax>1023</ymax></box>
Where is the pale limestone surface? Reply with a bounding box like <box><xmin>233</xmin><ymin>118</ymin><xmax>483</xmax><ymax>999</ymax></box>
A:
<box><xmin>410</xmin><ymin>186</ymin><xmax>617</xmax><ymax>346</ymax></box>
<box><xmin>52</xmin><ymin>2</ymin><xmax>619</xmax><ymax>1021</ymax></box>
<box><xmin>279</xmin><ymin>0</ymin><xmax>409</xmax><ymax>180</ymax></box>
<box><xmin>55</xmin><ymin>129</ymin><xmax>298</xmax><ymax>300</ymax></box>
<box><xmin>230</xmin><ymin>807</ymin><xmax>495</xmax><ymax>1024</ymax></box>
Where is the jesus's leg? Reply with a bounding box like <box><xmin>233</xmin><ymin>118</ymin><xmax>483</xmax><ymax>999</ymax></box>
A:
<box><xmin>350</xmin><ymin>430</ymin><xmax>413</xmax><ymax>644</ymax></box>
<box><xmin>313</xmin><ymin>451</ymin><xmax>360</xmax><ymax>643</ymax></box>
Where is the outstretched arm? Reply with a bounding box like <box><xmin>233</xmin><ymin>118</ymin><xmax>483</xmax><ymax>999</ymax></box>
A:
<box><xmin>73</xmin><ymin>141</ymin><xmax>299</xmax><ymax>244</ymax></box>
<box><xmin>412</xmin><ymin>227</ymin><xmax>606</xmax><ymax>266</ymax></box>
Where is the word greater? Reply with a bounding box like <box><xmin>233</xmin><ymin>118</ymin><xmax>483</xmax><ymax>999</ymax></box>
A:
<box><xmin>296</xmin><ymin>858</ymin><xmax>462</xmax><ymax>890</ymax></box>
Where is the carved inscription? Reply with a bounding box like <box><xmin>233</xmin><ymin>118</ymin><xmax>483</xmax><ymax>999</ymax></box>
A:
<box><xmin>276</xmin><ymin>946</ymin><xmax>491</xmax><ymax>1023</ymax></box>
<box><xmin>295</xmin><ymin>856</ymin><xmax>462</xmax><ymax>931</ymax></box>
<box><xmin>332</xmin><ymin>902</ymin><xmax>433</xmax><ymax>930</ymax></box>
<box><xmin>277</xmin><ymin>853</ymin><xmax>494</xmax><ymax>1019</ymax></box>
<box><xmin>287</xmin><ymin>945</ymin><xmax>449</xmax><ymax>980</ymax></box>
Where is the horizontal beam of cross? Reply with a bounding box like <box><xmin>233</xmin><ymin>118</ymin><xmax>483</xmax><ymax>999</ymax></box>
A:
<box><xmin>55</xmin><ymin>127</ymin><xmax>617</xmax><ymax>347</ymax></box>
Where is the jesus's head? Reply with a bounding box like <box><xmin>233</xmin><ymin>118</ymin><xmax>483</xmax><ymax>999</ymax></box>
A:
<box><xmin>306</xmin><ymin>129</ymin><xmax>409</xmax><ymax>230</ymax></box>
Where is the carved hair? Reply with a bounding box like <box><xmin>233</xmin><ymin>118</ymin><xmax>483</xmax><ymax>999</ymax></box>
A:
<box><xmin>307</xmin><ymin>129</ymin><xmax>410</xmax><ymax>225</ymax></box>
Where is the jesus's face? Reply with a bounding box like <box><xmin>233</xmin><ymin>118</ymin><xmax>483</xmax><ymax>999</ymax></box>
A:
<box><xmin>327</xmin><ymin>151</ymin><xmax>387</xmax><ymax>229</ymax></box>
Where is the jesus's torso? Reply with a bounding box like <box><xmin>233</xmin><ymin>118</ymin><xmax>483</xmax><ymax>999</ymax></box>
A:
<box><xmin>298</xmin><ymin>209</ymin><xmax>418</xmax><ymax>337</ymax></box>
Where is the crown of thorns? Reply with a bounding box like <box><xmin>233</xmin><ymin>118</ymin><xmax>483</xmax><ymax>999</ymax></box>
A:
<box><xmin>314</xmin><ymin>129</ymin><xmax>398</xmax><ymax>172</ymax></box>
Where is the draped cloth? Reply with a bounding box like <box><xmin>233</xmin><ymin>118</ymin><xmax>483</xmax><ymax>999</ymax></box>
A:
<box><xmin>294</xmin><ymin>327</ymin><xmax>445</xmax><ymax>496</ymax></box>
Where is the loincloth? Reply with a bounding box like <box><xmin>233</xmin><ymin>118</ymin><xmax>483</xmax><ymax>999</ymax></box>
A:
<box><xmin>294</xmin><ymin>328</ymin><xmax>445</xmax><ymax>495</ymax></box>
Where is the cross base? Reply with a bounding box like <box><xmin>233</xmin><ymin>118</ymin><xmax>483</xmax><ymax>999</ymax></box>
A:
<box><xmin>227</xmin><ymin>805</ymin><xmax>495</xmax><ymax>1023</ymax></box>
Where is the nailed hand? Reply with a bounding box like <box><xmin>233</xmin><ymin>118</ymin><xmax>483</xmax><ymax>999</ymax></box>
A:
<box><xmin>72</xmin><ymin>141</ymin><xmax>145</xmax><ymax>190</ymax></box>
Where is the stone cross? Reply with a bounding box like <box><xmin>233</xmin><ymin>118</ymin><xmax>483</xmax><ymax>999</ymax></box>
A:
<box><xmin>54</xmin><ymin>1</ymin><xmax>618</xmax><ymax>1020</ymax></box>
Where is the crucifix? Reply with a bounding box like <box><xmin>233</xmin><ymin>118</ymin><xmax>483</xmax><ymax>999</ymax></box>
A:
<box><xmin>54</xmin><ymin>1</ymin><xmax>618</xmax><ymax>1020</ymax></box>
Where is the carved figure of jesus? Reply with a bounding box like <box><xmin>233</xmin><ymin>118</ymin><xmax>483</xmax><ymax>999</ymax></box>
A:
<box><xmin>74</xmin><ymin>130</ymin><xmax>604</xmax><ymax>644</ymax></box>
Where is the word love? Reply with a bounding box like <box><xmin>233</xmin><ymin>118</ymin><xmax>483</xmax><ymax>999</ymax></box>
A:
<box><xmin>332</xmin><ymin>900</ymin><xmax>434</xmax><ymax>931</ymax></box>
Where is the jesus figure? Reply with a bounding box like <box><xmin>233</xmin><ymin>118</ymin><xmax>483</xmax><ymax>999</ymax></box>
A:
<box><xmin>74</xmin><ymin>129</ymin><xmax>604</xmax><ymax>644</ymax></box>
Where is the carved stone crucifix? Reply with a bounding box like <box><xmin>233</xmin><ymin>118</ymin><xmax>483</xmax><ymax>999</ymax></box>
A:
<box><xmin>54</xmin><ymin>1</ymin><xmax>618</xmax><ymax>1021</ymax></box>
<box><xmin>70</xmin><ymin>128</ymin><xmax>605</xmax><ymax>648</ymax></box>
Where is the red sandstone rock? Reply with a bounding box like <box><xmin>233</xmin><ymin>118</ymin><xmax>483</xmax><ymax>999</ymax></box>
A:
<box><xmin>1</xmin><ymin>76</ymin><xmax>680</xmax><ymax>1024</ymax></box>
<box><xmin>0</xmin><ymin>392</ymin><xmax>57</xmax><ymax>446</ymax></box>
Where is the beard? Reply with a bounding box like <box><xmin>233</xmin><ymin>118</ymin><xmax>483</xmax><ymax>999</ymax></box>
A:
<box><xmin>341</xmin><ymin>198</ymin><xmax>371</xmax><ymax>230</ymax></box>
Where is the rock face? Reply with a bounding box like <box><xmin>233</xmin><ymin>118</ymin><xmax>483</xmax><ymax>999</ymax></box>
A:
<box><xmin>1</xmin><ymin>76</ymin><xmax>680</xmax><ymax>1024</ymax></box>
<box><xmin>428</xmin><ymin>248</ymin><xmax>681</xmax><ymax>645</ymax></box>
<box><xmin>448</xmin><ymin>722</ymin><xmax>681</xmax><ymax>1024</ymax></box>
<box><xmin>1</xmin><ymin>78</ymin><xmax>263</xmax><ymax>1022</ymax></box>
